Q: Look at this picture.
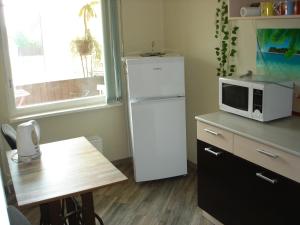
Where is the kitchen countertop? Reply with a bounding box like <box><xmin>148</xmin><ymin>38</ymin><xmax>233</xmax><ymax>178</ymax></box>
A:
<box><xmin>195</xmin><ymin>111</ymin><xmax>300</xmax><ymax>157</ymax></box>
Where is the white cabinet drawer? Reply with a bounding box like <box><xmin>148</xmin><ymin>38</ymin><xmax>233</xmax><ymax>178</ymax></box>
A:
<box><xmin>234</xmin><ymin>135</ymin><xmax>300</xmax><ymax>183</ymax></box>
<box><xmin>197</xmin><ymin>121</ymin><xmax>233</xmax><ymax>153</ymax></box>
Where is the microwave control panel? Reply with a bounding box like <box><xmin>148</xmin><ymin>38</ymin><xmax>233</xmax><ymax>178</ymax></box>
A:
<box><xmin>253</xmin><ymin>89</ymin><xmax>263</xmax><ymax>113</ymax></box>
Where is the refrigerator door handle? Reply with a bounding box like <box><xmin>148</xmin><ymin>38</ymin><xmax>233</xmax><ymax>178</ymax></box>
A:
<box><xmin>130</xmin><ymin>96</ymin><xmax>185</xmax><ymax>104</ymax></box>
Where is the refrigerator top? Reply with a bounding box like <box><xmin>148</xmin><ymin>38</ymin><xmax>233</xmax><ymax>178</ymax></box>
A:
<box><xmin>122</xmin><ymin>54</ymin><xmax>183</xmax><ymax>64</ymax></box>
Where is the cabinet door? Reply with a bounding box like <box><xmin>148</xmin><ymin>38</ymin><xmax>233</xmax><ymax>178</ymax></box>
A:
<box><xmin>198</xmin><ymin>139</ymin><xmax>300</xmax><ymax>225</ymax></box>
<box><xmin>197</xmin><ymin>140</ymin><xmax>240</xmax><ymax>224</ymax></box>
<box><xmin>248</xmin><ymin>162</ymin><xmax>300</xmax><ymax>225</ymax></box>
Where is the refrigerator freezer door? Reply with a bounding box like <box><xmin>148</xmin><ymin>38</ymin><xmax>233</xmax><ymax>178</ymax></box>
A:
<box><xmin>130</xmin><ymin>97</ymin><xmax>187</xmax><ymax>182</ymax></box>
<box><xmin>126</xmin><ymin>57</ymin><xmax>185</xmax><ymax>99</ymax></box>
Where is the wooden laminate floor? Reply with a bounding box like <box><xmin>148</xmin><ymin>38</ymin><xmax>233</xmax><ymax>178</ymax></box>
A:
<box><xmin>21</xmin><ymin>160</ymin><xmax>214</xmax><ymax>225</ymax></box>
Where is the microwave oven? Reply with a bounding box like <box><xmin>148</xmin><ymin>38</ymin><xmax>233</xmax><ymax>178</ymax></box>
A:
<box><xmin>219</xmin><ymin>77</ymin><xmax>293</xmax><ymax>122</ymax></box>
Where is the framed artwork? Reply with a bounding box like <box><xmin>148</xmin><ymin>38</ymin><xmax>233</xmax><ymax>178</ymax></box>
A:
<box><xmin>256</xmin><ymin>29</ymin><xmax>300</xmax><ymax>114</ymax></box>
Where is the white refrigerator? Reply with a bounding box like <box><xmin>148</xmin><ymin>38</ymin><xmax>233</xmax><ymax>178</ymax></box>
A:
<box><xmin>124</xmin><ymin>55</ymin><xmax>187</xmax><ymax>182</ymax></box>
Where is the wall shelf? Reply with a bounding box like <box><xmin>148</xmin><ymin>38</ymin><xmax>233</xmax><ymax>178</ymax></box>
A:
<box><xmin>230</xmin><ymin>15</ymin><xmax>300</xmax><ymax>20</ymax></box>
<box><xmin>229</xmin><ymin>0</ymin><xmax>300</xmax><ymax>20</ymax></box>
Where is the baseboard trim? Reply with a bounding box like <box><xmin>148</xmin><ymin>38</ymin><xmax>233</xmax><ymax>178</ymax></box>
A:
<box><xmin>113</xmin><ymin>158</ymin><xmax>196</xmax><ymax>170</ymax></box>
<box><xmin>187</xmin><ymin>160</ymin><xmax>197</xmax><ymax>169</ymax></box>
<box><xmin>112</xmin><ymin>157</ymin><xmax>132</xmax><ymax>166</ymax></box>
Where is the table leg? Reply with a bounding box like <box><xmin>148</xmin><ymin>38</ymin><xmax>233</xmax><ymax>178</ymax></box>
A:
<box><xmin>81</xmin><ymin>192</ymin><xmax>96</xmax><ymax>225</ymax></box>
<box><xmin>48</xmin><ymin>200</ymin><xmax>63</xmax><ymax>225</ymax></box>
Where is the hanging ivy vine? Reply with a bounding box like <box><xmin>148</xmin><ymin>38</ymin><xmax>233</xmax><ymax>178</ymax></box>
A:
<box><xmin>215</xmin><ymin>0</ymin><xmax>239</xmax><ymax>77</ymax></box>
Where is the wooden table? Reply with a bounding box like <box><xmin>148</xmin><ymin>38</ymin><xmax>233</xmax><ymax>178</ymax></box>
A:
<box><xmin>7</xmin><ymin>137</ymin><xmax>127</xmax><ymax>225</ymax></box>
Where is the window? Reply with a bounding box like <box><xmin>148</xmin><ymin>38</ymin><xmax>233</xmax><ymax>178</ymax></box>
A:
<box><xmin>1</xmin><ymin>0</ymin><xmax>108</xmax><ymax>116</ymax></box>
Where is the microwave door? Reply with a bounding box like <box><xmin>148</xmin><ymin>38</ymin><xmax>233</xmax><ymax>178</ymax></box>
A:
<box><xmin>220</xmin><ymin>83</ymin><xmax>251</xmax><ymax>117</ymax></box>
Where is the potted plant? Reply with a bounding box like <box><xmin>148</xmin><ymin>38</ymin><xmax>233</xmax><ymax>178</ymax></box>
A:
<box><xmin>71</xmin><ymin>1</ymin><xmax>101</xmax><ymax>77</ymax></box>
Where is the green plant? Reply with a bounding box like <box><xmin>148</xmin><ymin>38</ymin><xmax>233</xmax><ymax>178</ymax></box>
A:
<box><xmin>215</xmin><ymin>0</ymin><xmax>239</xmax><ymax>77</ymax></box>
<box><xmin>71</xmin><ymin>1</ymin><xmax>101</xmax><ymax>77</ymax></box>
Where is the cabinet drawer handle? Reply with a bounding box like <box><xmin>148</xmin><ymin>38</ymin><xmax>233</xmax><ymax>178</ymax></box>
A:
<box><xmin>203</xmin><ymin>128</ymin><xmax>220</xmax><ymax>136</ymax></box>
<box><xmin>256</xmin><ymin>172</ymin><xmax>278</xmax><ymax>184</ymax></box>
<box><xmin>256</xmin><ymin>149</ymin><xmax>279</xmax><ymax>159</ymax></box>
<box><xmin>204</xmin><ymin>147</ymin><xmax>222</xmax><ymax>157</ymax></box>
<box><xmin>153</xmin><ymin>67</ymin><xmax>162</xmax><ymax>70</ymax></box>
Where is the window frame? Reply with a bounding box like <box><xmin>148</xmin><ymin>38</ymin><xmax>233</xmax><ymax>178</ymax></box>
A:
<box><xmin>0</xmin><ymin>0</ymin><xmax>107</xmax><ymax>119</ymax></box>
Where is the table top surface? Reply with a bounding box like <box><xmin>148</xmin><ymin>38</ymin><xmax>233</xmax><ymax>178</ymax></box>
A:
<box><xmin>195</xmin><ymin>111</ymin><xmax>300</xmax><ymax>157</ymax></box>
<box><xmin>7</xmin><ymin>137</ymin><xmax>127</xmax><ymax>207</ymax></box>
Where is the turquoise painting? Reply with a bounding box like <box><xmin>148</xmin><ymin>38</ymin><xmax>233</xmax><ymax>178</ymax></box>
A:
<box><xmin>256</xmin><ymin>29</ymin><xmax>300</xmax><ymax>80</ymax></box>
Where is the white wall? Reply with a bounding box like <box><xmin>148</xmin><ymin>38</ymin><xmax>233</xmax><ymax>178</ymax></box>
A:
<box><xmin>163</xmin><ymin>0</ymin><xmax>219</xmax><ymax>164</ymax></box>
<box><xmin>120</xmin><ymin>0</ymin><xmax>165</xmax><ymax>55</ymax></box>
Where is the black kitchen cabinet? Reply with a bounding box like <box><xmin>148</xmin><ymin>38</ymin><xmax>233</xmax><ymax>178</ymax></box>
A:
<box><xmin>197</xmin><ymin>140</ymin><xmax>300</xmax><ymax>225</ymax></box>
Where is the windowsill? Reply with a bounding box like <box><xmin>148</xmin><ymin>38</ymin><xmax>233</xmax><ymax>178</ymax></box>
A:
<box><xmin>10</xmin><ymin>102</ymin><xmax>123</xmax><ymax>123</ymax></box>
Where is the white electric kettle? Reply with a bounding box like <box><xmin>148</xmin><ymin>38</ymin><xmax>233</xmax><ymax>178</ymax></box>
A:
<box><xmin>16</xmin><ymin>120</ymin><xmax>41</xmax><ymax>162</ymax></box>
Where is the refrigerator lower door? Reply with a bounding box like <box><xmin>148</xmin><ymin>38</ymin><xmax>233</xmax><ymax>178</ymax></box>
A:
<box><xmin>130</xmin><ymin>97</ymin><xmax>187</xmax><ymax>182</ymax></box>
